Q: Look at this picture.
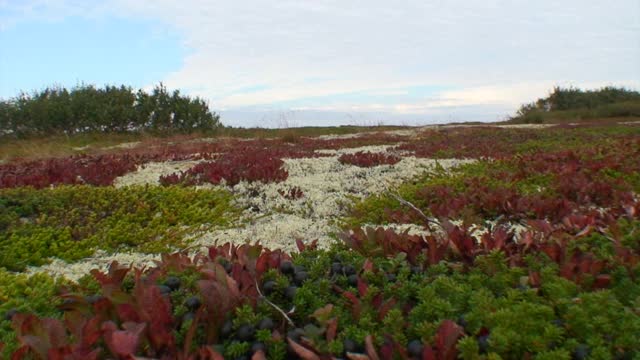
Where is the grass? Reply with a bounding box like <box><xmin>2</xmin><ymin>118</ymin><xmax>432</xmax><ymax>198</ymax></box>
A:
<box><xmin>0</xmin><ymin>125</ymin><xmax>409</xmax><ymax>163</ymax></box>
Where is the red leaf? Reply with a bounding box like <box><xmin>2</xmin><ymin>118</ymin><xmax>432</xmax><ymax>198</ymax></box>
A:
<box><xmin>117</xmin><ymin>303</ymin><xmax>141</xmax><ymax>323</ymax></box>
<box><xmin>287</xmin><ymin>338</ymin><xmax>320</xmax><ymax>360</ymax></box>
<box><xmin>11</xmin><ymin>345</ymin><xmax>30</xmax><ymax>360</ymax></box>
<box><xmin>252</xmin><ymin>350</ymin><xmax>268</xmax><ymax>360</ymax></box>
<box><xmin>102</xmin><ymin>321</ymin><xmax>145</xmax><ymax>357</ymax></box>
<box><xmin>311</xmin><ymin>304</ymin><xmax>334</xmax><ymax>325</ymax></box>
<box><xmin>377</xmin><ymin>298</ymin><xmax>397</xmax><ymax>321</ymax></box>
<box><xmin>364</xmin><ymin>335</ymin><xmax>380</xmax><ymax>360</ymax></box>
<box><xmin>528</xmin><ymin>272</ymin><xmax>541</xmax><ymax>287</ymax></box>
<box><xmin>593</xmin><ymin>274</ymin><xmax>611</xmax><ymax>289</ymax></box>
<box><xmin>362</xmin><ymin>259</ymin><xmax>374</xmax><ymax>272</ymax></box>
<box><xmin>342</xmin><ymin>291</ymin><xmax>362</xmax><ymax>319</ymax></box>
<box><xmin>435</xmin><ymin>320</ymin><xmax>463</xmax><ymax>360</ymax></box>
<box><xmin>326</xmin><ymin>318</ymin><xmax>338</xmax><ymax>342</ymax></box>
<box><xmin>422</xmin><ymin>345</ymin><xmax>436</xmax><ymax>360</ymax></box>
<box><xmin>198</xmin><ymin>346</ymin><xmax>225</xmax><ymax>360</ymax></box>
<box><xmin>296</xmin><ymin>239</ymin><xmax>307</xmax><ymax>252</ymax></box>
<box><xmin>379</xmin><ymin>339</ymin><xmax>396</xmax><ymax>360</ymax></box>
<box><xmin>357</xmin><ymin>278</ymin><xmax>368</xmax><ymax>297</ymax></box>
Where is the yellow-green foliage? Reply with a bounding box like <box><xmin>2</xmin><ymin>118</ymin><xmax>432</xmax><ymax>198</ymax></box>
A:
<box><xmin>0</xmin><ymin>269</ymin><xmax>68</xmax><ymax>355</ymax></box>
<box><xmin>0</xmin><ymin>185</ymin><xmax>240</xmax><ymax>270</ymax></box>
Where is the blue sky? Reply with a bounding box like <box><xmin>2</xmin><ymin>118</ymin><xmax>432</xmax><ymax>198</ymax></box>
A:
<box><xmin>1</xmin><ymin>0</ymin><xmax>638</xmax><ymax>127</ymax></box>
<box><xmin>0</xmin><ymin>16</ymin><xmax>185</xmax><ymax>97</ymax></box>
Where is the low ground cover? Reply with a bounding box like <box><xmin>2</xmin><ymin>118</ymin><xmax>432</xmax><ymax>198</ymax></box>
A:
<box><xmin>0</xmin><ymin>186</ymin><xmax>239</xmax><ymax>271</ymax></box>
<box><xmin>0</xmin><ymin>122</ymin><xmax>638</xmax><ymax>359</ymax></box>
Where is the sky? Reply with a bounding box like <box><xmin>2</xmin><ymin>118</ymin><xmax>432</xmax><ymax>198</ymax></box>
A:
<box><xmin>0</xmin><ymin>1</ymin><xmax>638</xmax><ymax>127</ymax></box>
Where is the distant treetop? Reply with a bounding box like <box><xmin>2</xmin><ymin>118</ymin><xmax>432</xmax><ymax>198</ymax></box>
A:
<box><xmin>510</xmin><ymin>86</ymin><xmax>640</xmax><ymax>124</ymax></box>
<box><xmin>0</xmin><ymin>83</ymin><xmax>222</xmax><ymax>137</ymax></box>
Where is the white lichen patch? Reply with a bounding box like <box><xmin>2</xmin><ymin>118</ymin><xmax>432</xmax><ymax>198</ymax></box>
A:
<box><xmin>113</xmin><ymin>159</ymin><xmax>202</xmax><ymax>187</ymax></box>
<box><xmin>102</xmin><ymin>141</ymin><xmax>142</xmax><ymax>150</ymax></box>
<box><xmin>492</xmin><ymin>124</ymin><xmax>554</xmax><ymax>129</ymax></box>
<box><xmin>192</xmin><ymin>155</ymin><xmax>474</xmax><ymax>252</ymax></box>
<box><xmin>314</xmin><ymin>144</ymin><xmax>398</xmax><ymax>156</ymax></box>
<box><xmin>191</xmin><ymin>213</ymin><xmax>335</xmax><ymax>253</ymax></box>
<box><xmin>28</xmin><ymin>144</ymin><xmax>473</xmax><ymax>280</ymax></box>
<box><xmin>361</xmin><ymin>223</ymin><xmax>432</xmax><ymax>237</ymax></box>
<box><xmin>25</xmin><ymin>250</ymin><xmax>160</xmax><ymax>282</ymax></box>
<box><xmin>230</xmin><ymin>156</ymin><xmax>473</xmax><ymax>219</ymax></box>
<box><xmin>314</xmin><ymin>133</ymin><xmax>365</xmax><ymax>140</ymax></box>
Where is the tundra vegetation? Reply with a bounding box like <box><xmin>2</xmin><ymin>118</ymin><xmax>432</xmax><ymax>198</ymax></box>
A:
<box><xmin>0</xmin><ymin>86</ymin><xmax>639</xmax><ymax>359</ymax></box>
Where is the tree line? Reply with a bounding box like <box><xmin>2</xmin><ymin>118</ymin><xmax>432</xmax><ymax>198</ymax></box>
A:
<box><xmin>512</xmin><ymin>86</ymin><xmax>640</xmax><ymax>123</ymax></box>
<box><xmin>0</xmin><ymin>83</ymin><xmax>222</xmax><ymax>137</ymax></box>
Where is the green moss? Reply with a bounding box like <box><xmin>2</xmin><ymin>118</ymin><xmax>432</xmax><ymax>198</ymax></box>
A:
<box><xmin>0</xmin><ymin>269</ymin><xmax>70</xmax><ymax>356</ymax></box>
<box><xmin>0</xmin><ymin>185</ymin><xmax>240</xmax><ymax>270</ymax></box>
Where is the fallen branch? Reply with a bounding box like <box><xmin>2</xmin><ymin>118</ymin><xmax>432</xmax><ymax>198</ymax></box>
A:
<box><xmin>255</xmin><ymin>280</ymin><xmax>296</xmax><ymax>327</ymax></box>
<box><xmin>385</xmin><ymin>189</ymin><xmax>442</xmax><ymax>232</ymax></box>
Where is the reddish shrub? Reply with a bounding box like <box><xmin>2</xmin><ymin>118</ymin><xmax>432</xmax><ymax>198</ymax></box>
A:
<box><xmin>160</xmin><ymin>152</ymin><xmax>288</xmax><ymax>186</ymax></box>
<box><xmin>338</xmin><ymin>151</ymin><xmax>400</xmax><ymax>167</ymax></box>
<box><xmin>0</xmin><ymin>155</ymin><xmax>139</xmax><ymax>188</ymax></box>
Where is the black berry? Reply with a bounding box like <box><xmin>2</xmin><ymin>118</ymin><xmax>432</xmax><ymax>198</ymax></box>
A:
<box><xmin>220</xmin><ymin>319</ymin><xmax>234</xmax><ymax>338</ymax></box>
<box><xmin>331</xmin><ymin>262</ymin><xmax>343</xmax><ymax>275</ymax></box>
<box><xmin>164</xmin><ymin>276</ymin><xmax>181</xmax><ymax>291</ymax></box>
<box><xmin>85</xmin><ymin>294</ymin><xmax>103</xmax><ymax>304</ymax></box>
<box><xmin>343</xmin><ymin>338</ymin><xmax>358</xmax><ymax>353</ymax></box>
<box><xmin>4</xmin><ymin>308</ymin><xmax>18</xmax><ymax>321</ymax></box>
<box><xmin>287</xmin><ymin>328</ymin><xmax>304</xmax><ymax>342</ymax></box>
<box><xmin>258</xmin><ymin>317</ymin><xmax>275</xmax><ymax>330</ymax></box>
<box><xmin>347</xmin><ymin>274</ymin><xmax>358</xmax><ymax>287</ymax></box>
<box><xmin>185</xmin><ymin>296</ymin><xmax>201</xmax><ymax>311</ymax></box>
<box><xmin>222</xmin><ymin>261</ymin><xmax>233</xmax><ymax>274</ymax></box>
<box><xmin>293</xmin><ymin>271</ymin><xmax>308</xmax><ymax>286</ymax></box>
<box><xmin>343</xmin><ymin>264</ymin><xmax>356</xmax><ymax>276</ymax></box>
<box><xmin>407</xmin><ymin>339</ymin><xmax>424</xmax><ymax>357</ymax></box>
<box><xmin>251</xmin><ymin>341</ymin><xmax>266</xmax><ymax>354</ymax></box>
<box><xmin>280</xmin><ymin>261</ymin><xmax>294</xmax><ymax>274</ymax></box>
<box><xmin>572</xmin><ymin>344</ymin><xmax>590</xmax><ymax>360</ymax></box>
<box><xmin>410</xmin><ymin>266</ymin><xmax>422</xmax><ymax>276</ymax></box>
<box><xmin>236</xmin><ymin>324</ymin><xmax>256</xmax><ymax>341</ymax></box>
<box><xmin>285</xmin><ymin>286</ymin><xmax>298</xmax><ymax>301</ymax></box>
<box><xmin>262</xmin><ymin>280</ymin><xmax>277</xmax><ymax>295</ymax></box>
<box><xmin>457</xmin><ymin>315</ymin><xmax>468</xmax><ymax>330</ymax></box>
<box><xmin>478</xmin><ymin>334</ymin><xmax>490</xmax><ymax>354</ymax></box>
<box><xmin>182</xmin><ymin>312</ymin><xmax>195</xmax><ymax>323</ymax></box>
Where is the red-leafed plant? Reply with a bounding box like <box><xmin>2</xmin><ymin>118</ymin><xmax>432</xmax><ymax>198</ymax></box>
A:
<box><xmin>338</xmin><ymin>151</ymin><xmax>400</xmax><ymax>167</ymax></box>
<box><xmin>0</xmin><ymin>154</ymin><xmax>139</xmax><ymax>188</ymax></box>
<box><xmin>160</xmin><ymin>152</ymin><xmax>288</xmax><ymax>186</ymax></box>
<box><xmin>9</xmin><ymin>243</ymin><xmax>293</xmax><ymax>359</ymax></box>
<box><xmin>278</xmin><ymin>186</ymin><xmax>304</xmax><ymax>200</ymax></box>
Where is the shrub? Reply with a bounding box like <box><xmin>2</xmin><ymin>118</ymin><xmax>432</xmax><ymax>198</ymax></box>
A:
<box><xmin>0</xmin><ymin>185</ymin><xmax>239</xmax><ymax>270</ymax></box>
<box><xmin>4</xmin><ymin>235</ymin><xmax>640</xmax><ymax>359</ymax></box>
<box><xmin>0</xmin><ymin>83</ymin><xmax>222</xmax><ymax>137</ymax></box>
<box><xmin>0</xmin><ymin>154</ymin><xmax>138</xmax><ymax>188</ymax></box>
<box><xmin>338</xmin><ymin>151</ymin><xmax>400</xmax><ymax>167</ymax></box>
<box><xmin>160</xmin><ymin>152</ymin><xmax>288</xmax><ymax>186</ymax></box>
<box><xmin>510</xmin><ymin>86</ymin><xmax>640</xmax><ymax>123</ymax></box>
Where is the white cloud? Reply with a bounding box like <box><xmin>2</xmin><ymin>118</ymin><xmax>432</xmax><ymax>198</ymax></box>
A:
<box><xmin>3</xmin><ymin>0</ymin><xmax>640</xmax><ymax>125</ymax></box>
